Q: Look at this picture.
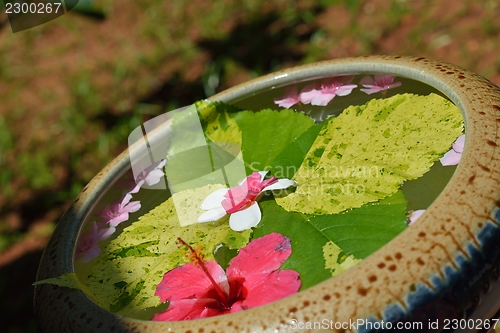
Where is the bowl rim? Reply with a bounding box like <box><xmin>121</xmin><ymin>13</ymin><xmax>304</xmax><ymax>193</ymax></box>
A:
<box><xmin>34</xmin><ymin>55</ymin><xmax>500</xmax><ymax>333</ymax></box>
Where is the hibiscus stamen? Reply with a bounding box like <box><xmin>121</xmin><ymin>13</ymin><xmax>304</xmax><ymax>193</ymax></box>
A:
<box><xmin>176</xmin><ymin>238</ymin><xmax>230</xmax><ymax>309</ymax></box>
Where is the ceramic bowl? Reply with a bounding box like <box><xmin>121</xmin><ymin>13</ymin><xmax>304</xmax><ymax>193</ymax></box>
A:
<box><xmin>34</xmin><ymin>55</ymin><xmax>500</xmax><ymax>332</ymax></box>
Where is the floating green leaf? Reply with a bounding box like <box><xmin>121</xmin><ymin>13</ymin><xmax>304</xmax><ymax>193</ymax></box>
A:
<box><xmin>277</xmin><ymin>93</ymin><xmax>463</xmax><ymax>214</ymax></box>
<box><xmin>268</xmin><ymin>123</ymin><xmax>323</xmax><ymax>179</ymax></box>
<box><xmin>308</xmin><ymin>190</ymin><xmax>408</xmax><ymax>258</ymax></box>
<box><xmin>252</xmin><ymin>191</ymin><xmax>407</xmax><ymax>289</ymax></box>
<box><xmin>81</xmin><ymin>184</ymin><xmax>251</xmax><ymax>319</ymax></box>
<box><xmin>233</xmin><ymin>108</ymin><xmax>316</xmax><ymax>174</ymax></box>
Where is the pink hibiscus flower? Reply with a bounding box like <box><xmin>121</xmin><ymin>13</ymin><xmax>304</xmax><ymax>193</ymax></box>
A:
<box><xmin>439</xmin><ymin>134</ymin><xmax>465</xmax><ymax>166</ymax></box>
<box><xmin>76</xmin><ymin>221</ymin><xmax>115</xmax><ymax>262</ymax></box>
<box><xmin>99</xmin><ymin>193</ymin><xmax>141</xmax><ymax>227</ymax></box>
<box><xmin>359</xmin><ymin>74</ymin><xmax>402</xmax><ymax>95</ymax></box>
<box><xmin>273</xmin><ymin>86</ymin><xmax>301</xmax><ymax>108</ymax></box>
<box><xmin>152</xmin><ymin>233</ymin><xmax>301</xmax><ymax>321</ymax></box>
<box><xmin>299</xmin><ymin>76</ymin><xmax>358</xmax><ymax>106</ymax></box>
<box><xmin>198</xmin><ymin>171</ymin><xmax>296</xmax><ymax>231</ymax></box>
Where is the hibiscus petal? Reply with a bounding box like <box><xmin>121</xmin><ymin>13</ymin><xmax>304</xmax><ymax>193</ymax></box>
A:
<box><xmin>236</xmin><ymin>270</ymin><xmax>301</xmax><ymax>309</ymax></box>
<box><xmin>107</xmin><ymin>213</ymin><xmax>129</xmax><ymax>227</ymax></box>
<box><xmin>200</xmin><ymin>188</ymin><xmax>228</xmax><ymax>210</ymax></box>
<box><xmin>299</xmin><ymin>85</ymin><xmax>320</xmax><ymax>104</ymax></box>
<box><xmin>79</xmin><ymin>244</ymin><xmax>102</xmax><ymax>263</ymax></box>
<box><xmin>273</xmin><ymin>87</ymin><xmax>300</xmax><ymax>109</ymax></box>
<box><xmin>198</xmin><ymin>207</ymin><xmax>227</xmax><ymax>223</ymax></box>
<box><xmin>228</xmin><ymin>202</ymin><xmax>261</xmax><ymax>231</ymax></box>
<box><xmin>359</xmin><ymin>75</ymin><xmax>376</xmax><ymax>86</ymax></box>
<box><xmin>123</xmin><ymin>200</ymin><xmax>141</xmax><ymax>214</ymax></box>
<box><xmin>335</xmin><ymin>84</ymin><xmax>358</xmax><ymax>96</ymax></box>
<box><xmin>127</xmin><ymin>180</ymin><xmax>144</xmax><ymax>194</ymax></box>
<box><xmin>310</xmin><ymin>92</ymin><xmax>336</xmax><ymax>106</ymax></box>
<box><xmin>152</xmin><ymin>298</ymin><xmax>224</xmax><ymax>321</ymax></box>
<box><xmin>360</xmin><ymin>87</ymin><xmax>383</xmax><ymax>95</ymax></box>
<box><xmin>226</xmin><ymin>233</ymin><xmax>292</xmax><ymax>278</ymax></box>
<box><xmin>121</xmin><ymin>193</ymin><xmax>133</xmax><ymax>206</ymax></box>
<box><xmin>262</xmin><ymin>178</ymin><xmax>296</xmax><ymax>191</ymax></box>
<box><xmin>439</xmin><ymin>149</ymin><xmax>462</xmax><ymax>166</ymax></box>
<box><xmin>452</xmin><ymin>134</ymin><xmax>465</xmax><ymax>153</ymax></box>
<box><xmin>155</xmin><ymin>260</ymin><xmax>229</xmax><ymax>303</ymax></box>
<box><xmin>144</xmin><ymin>169</ymin><xmax>165</xmax><ymax>186</ymax></box>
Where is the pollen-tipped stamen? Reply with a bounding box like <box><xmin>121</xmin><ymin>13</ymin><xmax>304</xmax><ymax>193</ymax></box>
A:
<box><xmin>176</xmin><ymin>238</ymin><xmax>230</xmax><ymax>309</ymax></box>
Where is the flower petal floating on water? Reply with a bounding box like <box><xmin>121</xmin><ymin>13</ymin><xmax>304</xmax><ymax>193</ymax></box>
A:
<box><xmin>408</xmin><ymin>209</ymin><xmax>425</xmax><ymax>225</ymax></box>
<box><xmin>273</xmin><ymin>86</ymin><xmax>301</xmax><ymax>108</ymax></box>
<box><xmin>128</xmin><ymin>159</ymin><xmax>167</xmax><ymax>194</ymax></box>
<box><xmin>198</xmin><ymin>171</ymin><xmax>297</xmax><ymax>231</ymax></box>
<box><xmin>99</xmin><ymin>193</ymin><xmax>141</xmax><ymax>228</ymax></box>
<box><xmin>76</xmin><ymin>221</ymin><xmax>115</xmax><ymax>262</ymax></box>
<box><xmin>300</xmin><ymin>76</ymin><xmax>357</xmax><ymax>106</ymax></box>
<box><xmin>439</xmin><ymin>134</ymin><xmax>465</xmax><ymax>166</ymax></box>
<box><xmin>152</xmin><ymin>233</ymin><xmax>301</xmax><ymax>321</ymax></box>
<box><xmin>359</xmin><ymin>74</ymin><xmax>402</xmax><ymax>95</ymax></box>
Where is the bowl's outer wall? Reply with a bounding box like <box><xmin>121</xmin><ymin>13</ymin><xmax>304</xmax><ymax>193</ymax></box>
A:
<box><xmin>34</xmin><ymin>55</ymin><xmax>500</xmax><ymax>333</ymax></box>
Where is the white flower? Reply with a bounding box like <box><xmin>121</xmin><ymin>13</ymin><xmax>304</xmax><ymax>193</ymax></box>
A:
<box><xmin>197</xmin><ymin>171</ymin><xmax>296</xmax><ymax>231</ymax></box>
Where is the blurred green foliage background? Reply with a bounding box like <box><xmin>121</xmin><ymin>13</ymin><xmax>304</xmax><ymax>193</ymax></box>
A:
<box><xmin>0</xmin><ymin>0</ymin><xmax>499</xmax><ymax>332</ymax></box>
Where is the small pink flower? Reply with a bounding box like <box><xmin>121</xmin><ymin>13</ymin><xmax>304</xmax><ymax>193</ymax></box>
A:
<box><xmin>152</xmin><ymin>233</ymin><xmax>301</xmax><ymax>321</ymax></box>
<box><xmin>127</xmin><ymin>159</ymin><xmax>166</xmax><ymax>194</ymax></box>
<box><xmin>76</xmin><ymin>222</ymin><xmax>115</xmax><ymax>262</ymax></box>
<box><xmin>299</xmin><ymin>76</ymin><xmax>357</xmax><ymax>106</ymax></box>
<box><xmin>359</xmin><ymin>74</ymin><xmax>402</xmax><ymax>95</ymax></box>
<box><xmin>439</xmin><ymin>134</ymin><xmax>465</xmax><ymax>166</ymax></box>
<box><xmin>99</xmin><ymin>193</ymin><xmax>141</xmax><ymax>228</ymax></box>
<box><xmin>273</xmin><ymin>86</ymin><xmax>301</xmax><ymax>108</ymax></box>
<box><xmin>408</xmin><ymin>209</ymin><xmax>425</xmax><ymax>225</ymax></box>
<box><xmin>198</xmin><ymin>171</ymin><xmax>296</xmax><ymax>231</ymax></box>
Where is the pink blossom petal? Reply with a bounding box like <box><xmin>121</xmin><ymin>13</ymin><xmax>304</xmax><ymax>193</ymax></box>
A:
<box><xmin>155</xmin><ymin>260</ymin><xmax>229</xmax><ymax>303</ymax></box>
<box><xmin>310</xmin><ymin>92</ymin><xmax>336</xmax><ymax>106</ymax></box>
<box><xmin>360</xmin><ymin>87</ymin><xmax>381</xmax><ymax>94</ymax></box>
<box><xmin>452</xmin><ymin>134</ymin><xmax>465</xmax><ymax>153</ymax></box>
<box><xmin>79</xmin><ymin>244</ymin><xmax>102</xmax><ymax>263</ymax></box>
<box><xmin>360</xmin><ymin>74</ymin><xmax>401</xmax><ymax>95</ymax></box>
<box><xmin>439</xmin><ymin>149</ymin><xmax>462</xmax><ymax>166</ymax></box>
<box><xmin>273</xmin><ymin>86</ymin><xmax>301</xmax><ymax>108</ymax></box>
<box><xmin>127</xmin><ymin>180</ymin><xmax>145</xmax><ymax>194</ymax></box>
<box><xmin>226</xmin><ymin>233</ymin><xmax>292</xmax><ymax>278</ymax></box>
<box><xmin>334</xmin><ymin>84</ymin><xmax>358</xmax><ymax>96</ymax></box>
<box><xmin>228</xmin><ymin>202</ymin><xmax>261</xmax><ymax>231</ymax></box>
<box><xmin>123</xmin><ymin>200</ymin><xmax>141</xmax><ymax>214</ymax></box>
<box><xmin>76</xmin><ymin>222</ymin><xmax>115</xmax><ymax>262</ymax></box>
<box><xmin>236</xmin><ymin>270</ymin><xmax>301</xmax><ymax>309</ymax></box>
<box><xmin>373</xmin><ymin>74</ymin><xmax>395</xmax><ymax>86</ymax></box>
<box><xmin>408</xmin><ymin>209</ymin><xmax>426</xmax><ymax>225</ymax></box>
<box><xmin>298</xmin><ymin>84</ymin><xmax>320</xmax><ymax>104</ymax></box>
<box><xmin>359</xmin><ymin>75</ymin><xmax>376</xmax><ymax>86</ymax></box>
<box><xmin>144</xmin><ymin>169</ymin><xmax>165</xmax><ymax>186</ymax></box>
